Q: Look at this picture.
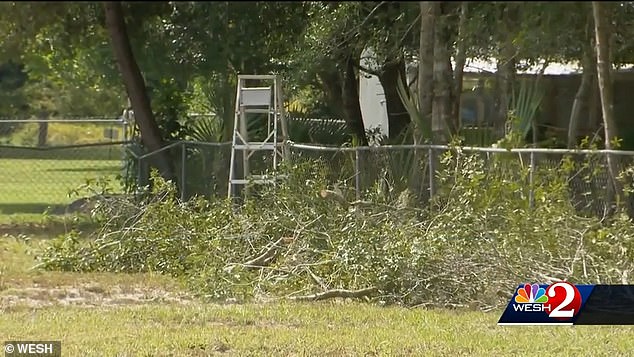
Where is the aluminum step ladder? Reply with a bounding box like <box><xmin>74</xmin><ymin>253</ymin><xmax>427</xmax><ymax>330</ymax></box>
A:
<box><xmin>227</xmin><ymin>74</ymin><xmax>288</xmax><ymax>198</ymax></box>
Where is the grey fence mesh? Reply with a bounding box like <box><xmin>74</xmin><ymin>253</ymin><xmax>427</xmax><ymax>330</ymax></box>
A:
<box><xmin>0</xmin><ymin>119</ymin><xmax>128</xmax><ymax>215</ymax></box>
<box><xmin>3</xmin><ymin>128</ymin><xmax>634</xmax><ymax>218</ymax></box>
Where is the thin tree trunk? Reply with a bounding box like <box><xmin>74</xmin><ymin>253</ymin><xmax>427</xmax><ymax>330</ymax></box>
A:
<box><xmin>452</xmin><ymin>2</ymin><xmax>469</xmax><ymax>132</ymax></box>
<box><xmin>318</xmin><ymin>67</ymin><xmax>346</xmax><ymax>120</ymax></box>
<box><xmin>495</xmin><ymin>4</ymin><xmax>518</xmax><ymax>138</ymax></box>
<box><xmin>593</xmin><ymin>1</ymin><xmax>620</xmax><ymax>214</ymax></box>
<box><xmin>567</xmin><ymin>48</ymin><xmax>595</xmax><ymax>149</ymax></box>
<box><xmin>589</xmin><ymin>77</ymin><xmax>600</xmax><ymax>142</ymax></box>
<box><xmin>104</xmin><ymin>1</ymin><xmax>175</xmax><ymax>181</ymax></box>
<box><xmin>432</xmin><ymin>4</ymin><xmax>453</xmax><ymax>143</ymax></box>
<box><xmin>418</xmin><ymin>1</ymin><xmax>436</xmax><ymax>144</ymax></box>
<box><xmin>342</xmin><ymin>54</ymin><xmax>368</xmax><ymax>146</ymax></box>
<box><xmin>378</xmin><ymin>58</ymin><xmax>410</xmax><ymax>141</ymax></box>
<box><xmin>414</xmin><ymin>1</ymin><xmax>440</xmax><ymax>200</ymax></box>
<box><xmin>496</xmin><ymin>50</ymin><xmax>515</xmax><ymax>138</ymax></box>
<box><xmin>37</xmin><ymin>111</ymin><xmax>48</xmax><ymax>147</ymax></box>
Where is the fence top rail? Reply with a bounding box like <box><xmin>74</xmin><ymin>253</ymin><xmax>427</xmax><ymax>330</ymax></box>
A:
<box><xmin>287</xmin><ymin>142</ymin><xmax>634</xmax><ymax>156</ymax></box>
<box><xmin>180</xmin><ymin>140</ymin><xmax>231</xmax><ymax>147</ymax></box>
<box><xmin>130</xmin><ymin>141</ymin><xmax>233</xmax><ymax>160</ymax></box>
<box><xmin>136</xmin><ymin>141</ymin><xmax>182</xmax><ymax>159</ymax></box>
<box><xmin>120</xmin><ymin>140</ymin><xmax>634</xmax><ymax>161</ymax></box>
<box><xmin>0</xmin><ymin>118</ymin><xmax>125</xmax><ymax>124</ymax></box>
<box><xmin>0</xmin><ymin>141</ymin><xmax>131</xmax><ymax>151</ymax></box>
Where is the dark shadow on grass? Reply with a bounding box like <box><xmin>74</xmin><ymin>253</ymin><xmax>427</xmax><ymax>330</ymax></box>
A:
<box><xmin>0</xmin><ymin>203</ymin><xmax>66</xmax><ymax>215</ymax></box>
<box><xmin>0</xmin><ymin>219</ymin><xmax>99</xmax><ymax>238</ymax></box>
<box><xmin>0</xmin><ymin>204</ymin><xmax>99</xmax><ymax>237</ymax></box>
<box><xmin>44</xmin><ymin>165</ymin><xmax>122</xmax><ymax>173</ymax></box>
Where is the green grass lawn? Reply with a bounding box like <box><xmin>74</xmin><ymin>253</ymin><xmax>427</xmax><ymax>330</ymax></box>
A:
<box><xmin>2</xmin><ymin>303</ymin><xmax>632</xmax><ymax>356</ymax></box>
<box><xmin>1</xmin><ymin>235</ymin><xmax>633</xmax><ymax>356</ymax></box>
<box><xmin>0</xmin><ymin>156</ymin><xmax>123</xmax><ymax>220</ymax></box>
<box><xmin>0</xmin><ymin>124</ymin><xmax>124</xmax><ymax>221</ymax></box>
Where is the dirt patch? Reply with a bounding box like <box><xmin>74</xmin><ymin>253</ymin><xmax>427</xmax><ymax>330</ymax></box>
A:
<box><xmin>0</xmin><ymin>283</ymin><xmax>194</xmax><ymax>310</ymax></box>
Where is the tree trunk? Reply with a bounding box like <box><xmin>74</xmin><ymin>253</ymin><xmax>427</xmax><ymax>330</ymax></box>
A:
<box><xmin>37</xmin><ymin>112</ymin><xmax>48</xmax><ymax>147</ymax></box>
<box><xmin>496</xmin><ymin>60</ymin><xmax>514</xmax><ymax>129</ymax></box>
<box><xmin>589</xmin><ymin>77</ymin><xmax>600</xmax><ymax>141</ymax></box>
<box><xmin>417</xmin><ymin>1</ymin><xmax>440</xmax><ymax>202</ymax></box>
<box><xmin>221</xmin><ymin>70</ymin><xmax>235</xmax><ymax>142</ymax></box>
<box><xmin>567</xmin><ymin>47</ymin><xmax>595</xmax><ymax>149</ymax></box>
<box><xmin>495</xmin><ymin>4</ymin><xmax>518</xmax><ymax>138</ymax></box>
<box><xmin>104</xmin><ymin>1</ymin><xmax>175</xmax><ymax>181</ymax></box>
<box><xmin>451</xmin><ymin>2</ymin><xmax>469</xmax><ymax>132</ymax></box>
<box><xmin>593</xmin><ymin>1</ymin><xmax>620</xmax><ymax>214</ymax></box>
<box><xmin>317</xmin><ymin>67</ymin><xmax>346</xmax><ymax>120</ymax></box>
<box><xmin>342</xmin><ymin>54</ymin><xmax>368</xmax><ymax>146</ymax></box>
<box><xmin>418</xmin><ymin>1</ymin><xmax>436</xmax><ymax>144</ymax></box>
<box><xmin>378</xmin><ymin>58</ymin><xmax>410</xmax><ymax>141</ymax></box>
<box><xmin>432</xmin><ymin>4</ymin><xmax>453</xmax><ymax>143</ymax></box>
<box><xmin>496</xmin><ymin>55</ymin><xmax>516</xmax><ymax>138</ymax></box>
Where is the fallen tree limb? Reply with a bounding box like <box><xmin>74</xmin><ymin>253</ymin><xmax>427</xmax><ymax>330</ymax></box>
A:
<box><xmin>288</xmin><ymin>287</ymin><xmax>377</xmax><ymax>301</ymax></box>
<box><xmin>408</xmin><ymin>302</ymin><xmax>469</xmax><ymax>309</ymax></box>
<box><xmin>243</xmin><ymin>238</ymin><xmax>284</xmax><ymax>267</ymax></box>
<box><xmin>306</xmin><ymin>267</ymin><xmax>329</xmax><ymax>291</ymax></box>
<box><xmin>225</xmin><ymin>237</ymin><xmax>291</xmax><ymax>272</ymax></box>
<box><xmin>320</xmin><ymin>189</ymin><xmax>424</xmax><ymax>213</ymax></box>
<box><xmin>320</xmin><ymin>189</ymin><xmax>348</xmax><ymax>209</ymax></box>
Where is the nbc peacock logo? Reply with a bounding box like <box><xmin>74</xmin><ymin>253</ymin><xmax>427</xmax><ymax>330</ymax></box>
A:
<box><xmin>512</xmin><ymin>283</ymin><xmax>550</xmax><ymax>313</ymax></box>
<box><xmin>515</xmin><ymin>283</ymin><xmax>549</xmax><ymax>304</ymax></box>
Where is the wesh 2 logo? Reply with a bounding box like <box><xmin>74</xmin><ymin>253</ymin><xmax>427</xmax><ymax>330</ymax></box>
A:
<box><xmin>512</xmin><ymin>282</ymin><xmax>582</xmax><ymax>319</ymax></box>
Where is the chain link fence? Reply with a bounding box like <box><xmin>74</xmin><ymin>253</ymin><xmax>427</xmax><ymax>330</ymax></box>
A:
<box><xmin>4</xmin><ymin>123</ymin><xmax>634</xmax><ymax>219</ymax></box>
<box><xmin>128</xmin><ymin>141</ymin><xmax>232</xmax><ymax>201</ymax></box>
<box><xmin>0</xmin><ymin>118</ymin><xmax>129</xmax><ymax>216</ymax></box>
<box><xmin>131</xmin><ymin>141</ymin><xmax>634</xmax><ymax>219</ymax></box>
<box><xmin>286</xmin><ymin>143</ymin><xmax>634</xmax><ymax>217</ymax></box>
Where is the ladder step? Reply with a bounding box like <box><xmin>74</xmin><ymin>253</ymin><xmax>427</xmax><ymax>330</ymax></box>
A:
<box><xmin>234</xmin><ymin>143</ymin><xmax>280</xmax><ymax>150</ymax></box>
<box><xmin>230</xmin><ymin>175</ymin><xmax>288</xmax><ymax>185</ymax></box>
<box><xmin>243</xmin><ymin>108</ymin><xmax>271</xmax><ymax>114</ymax></box>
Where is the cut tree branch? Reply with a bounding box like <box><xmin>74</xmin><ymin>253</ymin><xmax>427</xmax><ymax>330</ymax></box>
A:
<box><xmin>288</xmin><ymin>287</ymin><xmax>378</xmax><ymax>301</ymax></box>
<box><xmin>243</xmin><ymin>237</ymin><xmax>287</xmax><ymax>268</ymax></box>
<box><xmin>320</xmin><ymin>189</ymin><xmax>349</xmax><ymax>208</ymax></box>
<box><xmin>225</xmin><ymin>237</ymin><xmax>293</xmax><ymax>272</ymax></box>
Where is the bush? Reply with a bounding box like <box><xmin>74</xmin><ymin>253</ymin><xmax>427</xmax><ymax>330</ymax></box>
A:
<box><xmin>37</xmin><ymin>149</ymin><xmax>634</xmax><ymax>309</ymax></box>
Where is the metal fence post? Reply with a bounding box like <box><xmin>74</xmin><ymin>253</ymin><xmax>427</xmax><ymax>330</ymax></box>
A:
<box><xmin>355</xmin><ymin>147</ymin><xmax>361</xmax><ymax>200</ymax></box>
<box><xmin>181</xmin><ymin>141</ymin><xmax>187</xmax><ymax>201</ymax></box>
<box><xmin>137</xmin><ymin>154</ymin><xmax>142</xmax><ymax>195</ymax></box>
<box><xmin>428</xmin><ymin>146</ymin><xmax>435</xmax><ymax>199</ymax></box>
<box><xmin>122</xmin><ymin>117</ymin><xmax>128</xmax><ymax>143</ymax></box>
<box><xmin>529</xmin><ymin>150</ymin><xmax>535</xmax><ymax>208</ymax></box>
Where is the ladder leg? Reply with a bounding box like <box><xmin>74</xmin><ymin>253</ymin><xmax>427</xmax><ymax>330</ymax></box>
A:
<box><xmin>228</xmin><ymin>75</ymin><xmax>286</xmax><ymax>199</ymax></box>
<box><xmin>240</xmin><ymin>106</ymin><xmax>250</xmax><ymax>198</ymax></box>
<box><xmin>228</xmin><ymin>79</ymin><xmax>242</xmax><ymax>199</ymax></box>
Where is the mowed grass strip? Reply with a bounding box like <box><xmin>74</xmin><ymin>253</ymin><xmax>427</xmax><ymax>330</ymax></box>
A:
<box><xmin>0</xmin><ymin>157</ymin><xmax>123</xmax><ymax>217</ymax></box>
<box><xmin>0</xmin><ymin>303</ymin><xmax>633</xmax><ymax>356</ymax></box>
<box><xmin>0</xmin><ymin>236</ymin><xmax>183</xmax><ymax>291</ymax></box>
<box><xmin>1</xmin><ymin>235</ymin><xmax>634</xmax><ymax>356</ymax></box>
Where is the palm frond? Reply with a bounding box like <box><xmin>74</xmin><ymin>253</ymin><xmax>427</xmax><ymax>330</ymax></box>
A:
<box><xmin>509</xmin><ymin>79</ymin><xmax>545</xmax><ymax>138</ymax></box>
<box><xmin>187</xmin><ymin>115</ymin><xmax>224</xmax><ymax>142</ymax></box>
<box><xmin>287</xmin><ymin>117</ymin><xmax>349</xmax><ymax>144</ymax></box>
<box><xmin>396</xmin><ymin>75</ymin><xmax>431</xmax><ymax>142</ymax></box>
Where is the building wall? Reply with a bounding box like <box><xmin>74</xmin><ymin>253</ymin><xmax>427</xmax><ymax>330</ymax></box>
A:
<box><xmin>461</xmin><ymin>72</ymin><xmax>634</xmax><ymax>148</ymax></box>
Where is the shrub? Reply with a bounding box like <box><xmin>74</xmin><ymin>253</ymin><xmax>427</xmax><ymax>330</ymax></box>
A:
<box><xmin>37</xmin><ymin>149</ymin><xmax>634</xmax><ymax>309</ymax></box>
